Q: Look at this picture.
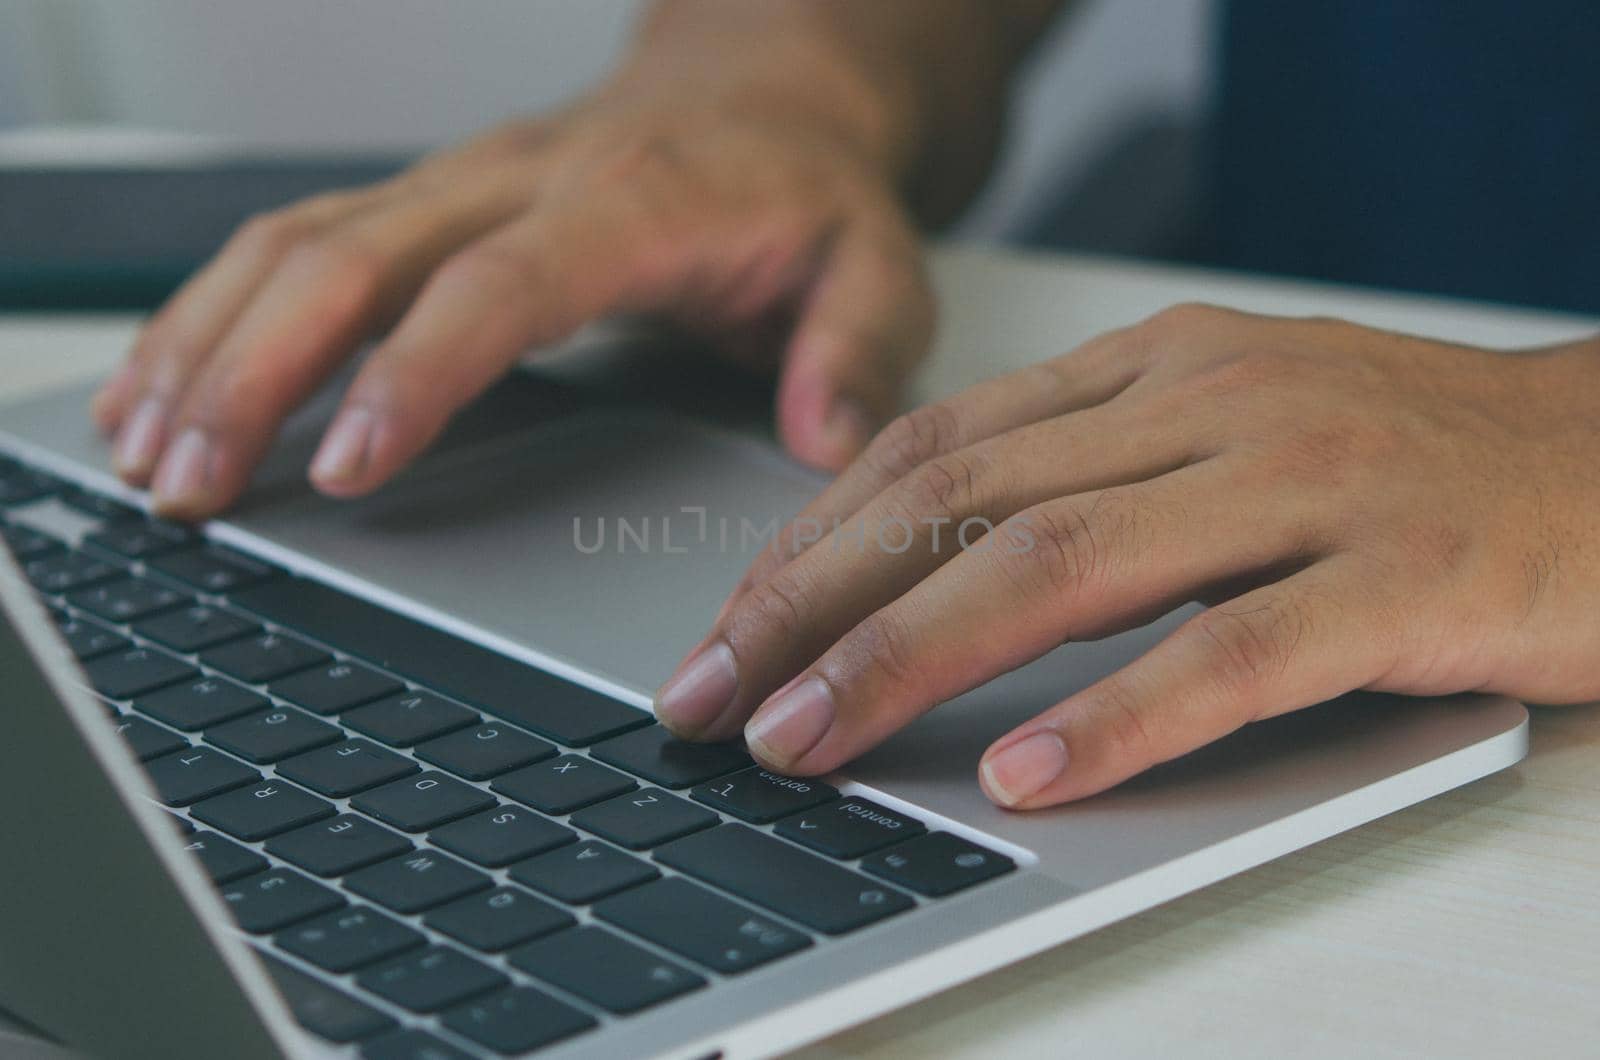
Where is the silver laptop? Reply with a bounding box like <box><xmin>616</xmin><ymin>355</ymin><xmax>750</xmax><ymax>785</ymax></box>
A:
<box><xmin>0</xmin><ymin>357</ymin><xmax>1527</xmax><ymax>1060</ymax></box>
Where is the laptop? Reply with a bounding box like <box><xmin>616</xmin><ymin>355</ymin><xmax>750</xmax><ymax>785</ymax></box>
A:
<box><xmin>0</xmin><ymin>352</ymin><xmax>1528</xmax><ymax>1060</ymax></box>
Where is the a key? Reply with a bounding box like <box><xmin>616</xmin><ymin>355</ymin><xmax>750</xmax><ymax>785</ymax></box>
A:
<box><xmin>53</xmin><ymin>612</ymin><xmax>128</xmax><ymax>660</ymax></box>
<box><xmin>509</xmin><ymin>925</ymin><xmax>705</xmax><ymax>1014</ymax></box>
<box><xmin>0</xmin><ymin>468</ymin><xmax>55</xmax><ymax>506</ymax></box>
<box><xmin>67</xmin><ymin>577</ymin><xmax>188</xmax><ymax>623</ymax></box>
<box><xmin>440</xmin><ymin>986</ymin><xmax>596</xmax><ymax>1055</ymax></box>
<box><xmin>58</xmin><ymin>487</ymin><xmax>141</xmax><ymax>522</ymax></box>
<box><xmin>276</xmin><ymin>906</ymin><xmax>426</xmax><ymax>974</ymax></box>
<box><xmin>860</xmin><ymin>832</ymin><xmax>1016</xmax><ymax>896</ymax></box>
<box><xmin>81</xmin><ymin>646</ymin><xmax>196</xmax><ymax>700</ymax></box>
<box><xmin>507</xmin><ymin>840</ymin><xmax>658</xmax><ymax>904</ymax></box>
<box><xmin>269</xmin><ymin>661</ymin><xmax>402</xmax><ymax>716</ymax></box>
<box><xmin>414</xmin><ymin>723</ymin><xmax>555</xmax><ymax>781</ymax></box>
<box><xmin>691</xmin><ymin>767</ymin><xmax>838</xmax><ymax>823</ymax></box>
<box><xmin>593</xmin><ymin>877</ymin><xmax>810</xmax><ymax>974</ymax></box>
<box><xmin>133</xmin><ymin>604</ymin><xmax>259</xmax><ymax>653</ymax></box>
<box><xmin>344</xmin><ymin>691</ymin><xmax>478</xmax><ymax>747</ymax></box>
<box><xmin>656</xmin><ymin>824</ymin><xmax>913</xmax><ymax>934</ymax></box>
<box><xmin>355</xmin><ymin>945</ymin><xmax>508</xmax><ymax>1014</ymax></box>
<box><xmin>359</xmin><ymin>1029</ymin><xmax>473</xmax><ymax>1060</ymax></box>
<box><xmin>276</xmin><ymin>739</ymin><xmax>418</xmax><ymax>797</ymax></box>
<box><xmin>191</xmin><ymin>779</ymin><xmax>335</xmax><ymax>842</ymax></box>
<box><xmin>200</xmin><ymin>632</ymin><xmax>329</xmax><ymax>684</ymax></box>
<box><xmin>429</xmin><ymin>806</ymin><xmax>574</xmax><ymax>868</ymax></box>
<box><xmin>221</xmin><ymin>868</ymin><xmax>344</xmax><ymax>933</ymax></box>
<box><xmin>489</xmin><ymin>754</ymin><xmax>635</xmax><ymax>815</ymax></box>
<box><xmin>2</xmin><ymin>523</ymin><xmax>61</xmax><ymax>560</ymax></box>
<box><xmin>147</xmin><ymin>545</ymin><xmax>277</xmax><ymax>593</ymax></box>
<box><xmin>350</xmin><ymin>772</ymin><xmax>495</xmax><ymax>833</ymax></box>
<box><xmin>205</xmin><ymin>707</ymin><xmax>341</xmax><ymax>763</ymax></box>
<box><xmin>83</xmin><ymin>520</ymin><xmax>195</xmax><ymax>560</ymax></box>
<box><xmin>774</xmin><ymin>797</ymin><xmax>927</xmax><ymax>860</ymax></box>
<box><xmin>112</xmin><ymin>713</ymin><xmax>187</xmax><ymax>761</ymax></box>
<box><xmin>231</xmin><ymin>577</ymin><xmax>652</xmax><ymax>744</ymax></box>
<box><xmin>260</xmin><ymin>954</ymin><xmax>395</xmax><ymax>1044</ymax></box>
<box><xmin>134</xmin><ymin>677</ymin><xmax>266</xmax><ymax>731</ymax></box>
<box><xmin>422</xmin><ymin>886</ymin><xmax>573</xmax><ymax>953</ymax></box>
<box><xmin>180</xmin><ymin>830</ymin><xmax>268</xmax><ymax>884</ymax></box>
<box><xmin>590</xmin><ymin>724</ymin><xmax>752</xmax><ymax>788</ymax></box>
<box><xmin>26</xmin><ymin>553</ymin><xmax>122</xmax><ymax>596</ymax></box>
<box><xmin>345</xmin><ymin>850</ymin><xmax>492</xmax><ymax>915</ymax></box>
<box><xmin>568</xmin><ymin>787</ymin><xmax>717</xmax><ymax>850</ymax></box>
<box><xmin>144</xmin><ymin>746</ymin><xmax>260</xmax><ymax>805</ymax></box>
<box><xmin>265</xmin><ymin>814</ymin><xmax>413</xmax><ymax>877</ymax></box>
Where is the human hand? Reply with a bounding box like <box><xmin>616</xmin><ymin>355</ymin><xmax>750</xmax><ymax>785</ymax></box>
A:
<box><xmin>93</xmin><ymin>44</ymin><xmax>933</xmax><ymax>518</ymax></box>
<box><xmin>655</xmin><ymin>305</ymin><xmax>1600</xmax><ymax>808</ymax></box>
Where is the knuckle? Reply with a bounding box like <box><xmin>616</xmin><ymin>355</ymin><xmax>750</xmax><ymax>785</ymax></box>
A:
<box><xmin>842</xmin><ymin>611</ymin><xmax>921</xmax><ymax>690</ymax></box>
<box><xmin>231</xmin><ymin>209</ymin><xmax>316</xmax><ymax>260</ymax></box>
<box><xmin>1003</xmin><ymin>493</ymin><xmax>1136</xmax><ymax>600</ymax></box>
<box><xmin>729</xmin><ymin>575</ymin><xmax>815</xmax><ymax>648</ymax></box>
<box><xmin>285</xmin><ymin>236</ymin><xmax>385</xmax><ymax>311</ymax></box>
<box><xmin>1092</xmin><ymin>680</ymin><xmax>1162</xmax><ymax>763</ymax></box>
<box><xmin>434</xmin><ymin>242</ymin><xmax>539</xmax><ymax>294</ymax></box>
<box><xmin>865</xmin><ymin>403</ymin><xmax>964</xmax><ymax>482</ymax></box>
<box><xmin>894</xmin><ymin>449</ymin><xmax>986</xmax><ymax>523</ymax></box>
<box><xmin>1189</xmin><ymin>592</ymin><xmax>1315</xmax><ymax>696</ymax></box>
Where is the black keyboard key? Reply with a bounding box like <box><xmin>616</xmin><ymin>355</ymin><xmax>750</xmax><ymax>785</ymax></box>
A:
<box><xmin>508</xmin><ymin>840</ymin><xmax>658</xmax><ymax>904</ymax></box>
<box><xmin>144</xmin><ymin>746</ymin><xmax>260</xmax><ymax>805</ymax></box>
<box><xmin>222</xmin><ymin>868</ymin><xmax>343</xmax><ymax>933</ymax></box>
<box><xmin>594</xmin><ymin>877</ymin><xmax>810</xmax><ymax>974</ymax></box>
<box><xmin>261</xmin><ymin>954</ymin><xmax>395</xmax><ymax>1044</ymax></box>
<box><xmin>568</xmin><ymin>787</ymin><xmax>716</xmax><ymax>850</ymax></box>
<box><xmin>0</xmin><ymin>467</ymin><xmax>55</xmax><ymax>506</ymax></box>
<box><xmin>59</xmin><ymin>487</ymin><xmax>141</xmax><ymax>522</ymax></box>
<box><xmin>147</xmin><ymin>545</ymin><xmax>277</xmax><ymax>593</ymax></box>
<box><xmin>344</xmin><ymin>691</ymin><xmax>477</xmax><ymax>748</ymax></box>
<box><xmin>441</xmin><ymin>986</ymin><xmax>595</xmax><ymax>1055</ymax></box>
<box><xmin>180</xmin><ymin>830</ymin><xmax>268</xmax><ymax>884</ymax></box>
<box><xmin>134</xmin><ymin>604</ymin><xmax>259</xmax><ymax>653</ymax></box>
<box><xmin>346</xmin><ymin>850</ymin><xmax>492</xmax><ymax>915</ymax></box>
<box><xmin>83</xmin><ymin>520</ymin><xmax>194</xmax><ymax>559</ymax></box>
<box><xmin>53</xmin><ymin>612</ymin><xmax>128</xmax><ymax>660</ymax></box>
<box><xmin>192</xmin><ymin>779</ymin><xmax>335</xmax><ymax>841</ymax></box>
<box><xmin>266</xmin><ymin>814</ymin><xmax>413</xmax><ymax>877</ymax></box>
<box><xmin>135</xmin><ymin>676</ymin><xmax>266</xmax><ymax>730</ymax></box>
<box><xmin>81</xmin><ymin>645</ymin><xmax>195</xmax><ymax>699</ymax></box>
<box><xmin>277</xmin><ymin>906</ymin><xmax>425</xmax><ymax>974</ymax></box>
<box><xmin>231</xmin><ymin>577</ymin><xmax>652</xmax><ymax>744</ymax></box>
<box><xmin>414</xmin><ymin>723</ymin><xmax>555</xmax><ymax>781</ymax></box>
<box><xmin>67</xmin><ymin>577</ymin><xmax>187</xmax><ymax>623</ymax></box>
<box><xmin>590</xmin><ymin>724</ymin><xmax>752</xmax><ymax>788</ymax></box>
<box><xmin>423</xmin><ymin>886</ymin><xmax>573</xmax><ymax>952</ymax></box>
<box><xmin>200</xmin><ymin>632</ymin><xmax>329</xmax><ymax>684</ymax></box>
<box><xmin>205</xmin><ymin>708</ymin><xmax>341</xmax><ymax>763</ymax></box>
<box><xmin>430</xmin><ymin>806</ymin><xmax>574</xmax><ymax>868</ymax></box>
<box><xmin>26</xmin><ymin>552</ymin><xmax>123</xmax><ymax>594</ymax></box>
<box><xmin>356</xmin><ymin>946</ymin><xmax>507</xmax><ymax>1013</ymax></box>
<box><xmin>691</xmin><ymin>767</ymin><xmax>838</xmax><ymax>823</ymax></box>
<box><xmin>361</xmin><ymin>1029</ymin><xmax>473</xmax><ymax>1060</ymax></box>
<box><xmin>774</xmin><ymin>796</ymin><xmax>927</xmax><ymax>859</ymax></box>
<box><xmin>350</xmin><ymin>772</ymin><xmax>495</xmax><ymax>833</ymax></box>
<box><xmin>276</xmin><ymin>738</ymin><xmax>418</xmax><ymax>797</ymax></box>
<box><xmin>860</xmin><ymin>832</ymin><xmax>1016</xmax><ymax>896</ymax></box>
<box><xmin>2</xmin><ymin>523</ymin><xmax>61</xmax><ymax>559</ymax></box>
<box><xmin>657</xmin><ymin>824</ymin><xmax>913</xmax><ymax>934</ymax></box>
<box><xmin>269</xmin><ymin>661</ymin><xmax>402</xmax><ymax>716</ymax></box>
<box><xmin>509</xmin><ymin>925</ymin><xmax>704</xmax><ymax>1014</ymax></box>
<box><xmin>489</xmin><ymin>754</ymin><xmax>634</xmax><ymax>815</ymax></box>
<box><xmin>111</xmin><ymin>713</ymin><xmax>187</xmax><ymax>761</ymax></box>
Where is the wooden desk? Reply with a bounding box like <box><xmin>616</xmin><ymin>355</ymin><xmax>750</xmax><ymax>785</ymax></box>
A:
<box><xmin>3</xmin><ymin>245</ymin><xmax>1596</xmax><ymax>1059</ymax></box>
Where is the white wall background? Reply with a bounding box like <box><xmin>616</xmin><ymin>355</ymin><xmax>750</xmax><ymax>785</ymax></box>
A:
<box><xmin>0</xmin><ymin>0</ymin><xmax>1216</xmax><ymax>237</ymax></box>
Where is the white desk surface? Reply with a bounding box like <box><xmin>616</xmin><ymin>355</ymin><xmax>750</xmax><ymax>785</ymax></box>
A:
<box><xmin>3</xmin><ymin>245</ymin><xmax>1598</xmax><ymax>1059</ymax></box>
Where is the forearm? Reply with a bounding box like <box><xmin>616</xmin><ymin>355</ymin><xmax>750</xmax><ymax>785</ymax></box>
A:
<box><xmin>622</xmin><ymin>0</ymin><xmax>1068</xmax><ymax>224</ymax></box>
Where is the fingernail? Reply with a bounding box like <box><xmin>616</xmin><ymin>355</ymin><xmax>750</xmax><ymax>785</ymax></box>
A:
<box><xmin>746</xmin><ymin>676</ymin><xmax>834</xmax><ymax>768</ymax></box>
<box><xmin>818</xmin><ymin>396</ymin><xmax>874</xmax><ymax>461</ymax></box>
<box><xmin>112</xmin><ymin>398</ymin><xmax>169</xmax><ymax>478</ymax></box>
<box><xmin>310</xmin><ymin>406</ymin><xmax>375</xmax><ymax>486</ymax></box>
<box><xmin>151</xmin><ymin>428</ymin><xmax>213</xmax><ymax>509</ymax></box>
<box><xmin>655</xmin><ymin>641</ymin><xmax>738</xmax><ymax>737</ymax></box>
<box><xmin>981</xmin><ymin>731</ymin><xmax>1068</xmax><ymax>807</ymax></box>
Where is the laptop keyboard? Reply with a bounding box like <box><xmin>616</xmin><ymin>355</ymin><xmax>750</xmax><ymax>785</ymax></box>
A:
<box><xmin>0</xmin><ymin>452</ymin><xmax>1017</xmax><ymax>1058</ymax></box>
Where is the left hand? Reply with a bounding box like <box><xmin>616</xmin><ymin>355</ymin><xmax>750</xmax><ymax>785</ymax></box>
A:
<box><xmin>653</xmin><ymin>304</ymin><xmax>1600</xmax><ymax>809</ymax></box>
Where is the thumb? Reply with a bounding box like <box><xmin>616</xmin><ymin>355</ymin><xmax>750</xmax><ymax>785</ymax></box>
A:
<box><xmin>776</xmin><ymin>222</ymin><xmax>936</xmax><ymax>471</ymax></box>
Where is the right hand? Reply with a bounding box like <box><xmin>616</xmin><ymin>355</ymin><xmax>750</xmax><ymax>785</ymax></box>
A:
<box><xmin>93</xmin><ymin>75</ymin><xmax>935</xmax><ymax>519</ymax></box>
